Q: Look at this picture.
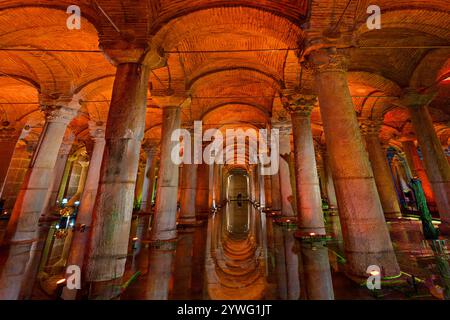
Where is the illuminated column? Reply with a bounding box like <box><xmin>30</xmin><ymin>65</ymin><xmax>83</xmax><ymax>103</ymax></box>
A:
<box><xmin>272</xmin><ymin>122</ymin><xmax>294</xmax><ymax>216</ymax></box>
<box><xmin>4</xmin><ymin>102</ymin><xmax>78</xmax><ymax>243</ymax></box>
<box><xmin>141</xmin><ymin>141</ymin><xmax>158</xmax><ymax>213</ymax></box>
<box><xmin>403</xmin><ymin>90</ymin><xmax>450</xmax><ymax>234</ymax></box>
<box><xmin>150</xmin><ymin>96</ymin><xmax>186</xmax><ymax>241</ymax></box>
<box><xmin>284</xmin><ymin>93</ymin><xmax>325</xmax><ymax>235</ymax></box>
<box><xmin>85</xmin><ymin>45</ymin><xmax>165</xmax><ymax>298</ymax></box>
<box><xmin>307</xmin><ymin>47</ymin><xmax>399</xmax><ymax>278</ymax></box>
<box><xmin>360</xmin><ymin>120</ymin><xmax>402</xmax><ymax>219</ymax></box>
<box><xmin>179</xmin><ymin>129</ymin><xmax>198</xmax><ymax>225</ymax></box>
<box><xmin>196</xmin><ymin>162</ymin><xmax>210</xmax><ymax>220</ymax></box>
<box><xmin>321</xmin><ymin>146</ymin><xmax>338</xmax><ymax>212</ymax></box>
<box><xmin>62</xmin><ymin>122</ymin><xmax>105</xmax><ymax>300</ymax></box>
<box><xmin>0</xmin><ymin>127</ymin><xmax>21</xmax><ymax>196</ymax></box>
<box><xmin>0</xmin><ymin>100</ymin><xmax>77</xmax><ymax>300</ymax></box>
<box><xmin>271</xmin><ymin>170</ymin><xmax>282</xmax><ymax>212</ymax></box>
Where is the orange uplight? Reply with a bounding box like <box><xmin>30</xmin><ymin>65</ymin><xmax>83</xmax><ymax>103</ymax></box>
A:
<box><xmin>309</xmin><ymin>232</ymin><xmax>316</xmax><ymax>236</ymax></box>
<box><xmin>132</xmin><ymin>237</ymin><xmax>139</xmax><ymax>241</ymax></box>
<box><xmin>56</xmin><ymin>279</ymin><xmax>66</xmax><ymax>285</ymax></box>
<box><xmin>370</xmin><ymin>270</ymin><xmax>380</xmax><ymax>276</ymax></box>
<box><xmin>441</xmin><ymin>75</ymin><xmax>450</xmax><ymax>83</ymax></box>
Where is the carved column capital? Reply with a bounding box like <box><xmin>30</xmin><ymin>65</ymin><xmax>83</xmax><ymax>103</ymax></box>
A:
<box><xmin>151</xmin><ymin>91</ymin><xmax>190</xmax><ymax>108</ymax></box>
<box><xmin>41</xmin><ymin>105</ymin><xmax>78</xmax><ymax>124</ymax></box>
<box><xmin>360</xmin><ymin>119</ymin><xmax>383</xmax><ymax>137</ymax></box>
<box><xmin>400</xmin><ymin>88</ymin><xmax>437</xmax><ymax>109</ymax></box>
<box><xmin>281</xmin><ymin>91</ymin><xmax>318</xmax><ymax>117</ymax></box>
<box><xmin>100</xmin><ymin>39</ymin><xmax>166</xmax><ymax>69</ymax></box>
<box><xmin>304</xmin><ymin>47</ymin><xmax>350</xmax><ymax>74</ymax></box>
<box><xmin>88</xmin><ymin>121</ymin><xmax>106</xmax><ymax>140</ymax></box>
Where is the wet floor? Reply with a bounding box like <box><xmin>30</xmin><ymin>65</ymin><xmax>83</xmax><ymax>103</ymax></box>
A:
<box><xmin>0</xmin><ymin>202</ymin><xmax>449</xmax><ymax>300</ymax></box>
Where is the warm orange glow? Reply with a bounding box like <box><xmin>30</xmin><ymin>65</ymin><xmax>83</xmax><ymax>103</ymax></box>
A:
<box><xmin>56</xmin><ymin>279</ymin><xmax>66</xmax><ymax>285</ymax></box>
<box><xmin>370</xmin><ymin>270</ymin><xmax>380</xmax><ymax>276</ymax></box>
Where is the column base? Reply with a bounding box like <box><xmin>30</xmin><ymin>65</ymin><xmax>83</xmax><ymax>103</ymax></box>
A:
<box><xmin>86</xmin><ymin>278</ymin><xmax>123</xmax><ymax>300</ymax></box>
<box><xmin>274</xmin><ymin>216</ymin><xmax>297</xmax><ymax>226</ymax></box>
<box><xmin>384</xmin><ymin>212</ymin><xmax>402</xmax><ymax>220</ymax></box>
<box><xmin>344</xmin><ymin>269</ymin><xmax>406</xmax><ymax>288</ymax></box>
<box><xmin>294</xmin><ymin>228</ymin><xmax>327</xmax><ymax>239</ymax></box>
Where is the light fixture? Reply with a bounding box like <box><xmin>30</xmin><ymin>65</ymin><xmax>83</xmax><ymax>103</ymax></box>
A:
<box><xmin>56</xmin><ymin>279</ymin><xmax>66</xmax><ymax>285</ymax></box>
<box><xmin>370</xmin><ymin>270</ymin><xmax>380</xmax><ymax>276</ymax></box>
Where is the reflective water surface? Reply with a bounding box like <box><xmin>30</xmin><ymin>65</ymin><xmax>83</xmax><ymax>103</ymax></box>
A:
<box><xmin>0</xmin><ymin>202</ymin><xmax>449</xmax><ymax>300</ymax></box>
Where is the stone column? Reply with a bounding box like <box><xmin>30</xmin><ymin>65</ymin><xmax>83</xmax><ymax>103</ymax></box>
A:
<box><xmin>307</xmin><ymin>47</ymin><xmax>399</xmax><ymax>278</ymax></box>
<box><xmin>0</xmin><ymin>128</ymin><xmax>21</xmax><ymax>196</ymax></box>
<box><xmin>196</xmin><ymin>162</ymin><xmax>210</xmax><ymax>220</ymax></box>
<box><xmin>284</xmin><ymin>93</ymin><xmax>325</xmax><ymax>236</ymax></box>
<box><xmin>141</xmin><ymin>142</ymin><xmax>158</xmax><ymax>212</ymax></box>
<box><xmin>150</xmin><ymin>98</ymin><xmax>185</xmax><ymax>242</ymax></box>
<box><xmin>62</xmin><ymin>121</ymin><xmax>105</xmax><ymax>300</ymax></box>
<box><xmin>271</xmin><ymin>171</ymin><xmax>282</xmax><ymax>212</ymax></box>
<box><xmin>179</xmin><ymin>128</ymin><xmax>198</xmax><ymax>225</ymax></box>
<box><xmin>321</xmin><ymin>146</ymin><xmax>338</xmax><ymax>212</ymax></box>
<box><xmin>4</xmin><ymin>103</ymin><xmax>77</xmax><ymax>243</ymax></box>
<box><xmin>264</xmin><ymin>175</ymin><xmax>272</xmax><ymax>209</ymax></box>
<box><xmin>272</xmin><ymin>123</ymin><xmax>295</xmax><ymax>216</ymax></box>
<box><xmin>0</xmin><ymin>102</ymin><xmax>77</xmax><ymax>300</ymax></box>
<box><xmin>84</xmin><ymin>54</ymin><xmax>155</xmax><ymax>298</ymax></box>
<box><xmin>403</xmin><ymin>91</ymin><xmax>450</xmax><ymax>234</ymax></box>
<box><xmin>360</xmin><ymin>120</ymin><xmax>402</xmax><ymax>219</ymax></box>
<box><xmin>134</xmin><ymin>160</ymin><xmax>146</xmax><ymax>208</ymax></box>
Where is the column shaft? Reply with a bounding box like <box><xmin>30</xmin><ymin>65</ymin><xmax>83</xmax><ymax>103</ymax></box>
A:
<box><xmin>85</xmin><ymin>63</ymin><xmax>149</xmax><ymax>290</ymax></box>
<box><xmin>309</xmin><ymin>48</ymin><xmax>399</xmax><ymax>278</ymax></box>
<box><xmin>409</xmin><ymin>105</ymin><xmax>450</xmax><ymax>233</ymax></box>
<box><xmin>362</xmin><ymin>128</ymin><xmax>402</xmax><ymax>218</ymax></box>
<box><xmin>291</xmin><ymin>108</ymin><xmax>325</xmax><ymax>235</ymax></box>
<box><xmin>150</xmin><ymin>106</ymin><xmax>181</xmax><ymax>241</ymax></box>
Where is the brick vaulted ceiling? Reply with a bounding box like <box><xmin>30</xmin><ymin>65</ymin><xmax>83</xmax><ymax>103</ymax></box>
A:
<box><xmin>0</xmin><ymin>0</ymin><xmax>448</xmax><ymax>151</ymax></box>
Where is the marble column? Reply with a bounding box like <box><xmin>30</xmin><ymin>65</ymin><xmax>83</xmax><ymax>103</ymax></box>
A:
<box><xmin>84</xmin><ymin>61</ymin><xmax>151</xmax><ymax>298</ymax></box>
<box><xmin>285</xmin><ymin>93</ymin><xmax>325</xmax><ymax>236</ymax></box>
<box><xmin>141</xmin><ymin>142</ymin><xmax>158</xmax><ymax>213</ymax></box>
<box><xmin>273</xmin><ymin>123</ymin><xmax>295</xmax><ymax>216</ymax></box>
<box><xmin>179</xmin><ymin>129</ymin><xmax>198</xmax><ymax>225</ymax></box>
<box><xmin>150</xmin><ymin>102</ymin><xmax>183</xmax><ymax>242</ymax></box>
<box><xmin>0</xmin><ymin>102</ymin><xmax>77</xmax><ymax>299</ymax></box>
<box><xmin>4</xmin><ymin>104</ymin><xmax>77</xmax><ymax>243</ymax></box>
<box><xmin>196</xmin><ymin>162</ymin><xmax>210</xmax><ymax>220</ymax></box>
<box><xmin>62</xmin><ymin>121</ymin><xmax>105</xmax><ymax>300</ymax></box>
<box><xmin>0</xmin><ymin>128</ymin><xmax>21</xmax><ymax>196</ymax></box>
<box><xmin>271</xmin><ymin>171</ymin><xmax>282</xmax><ymax>212</ymax></box>
<box><xmin>321</xmin><ymin>147</ymin><xmax>338</xmax><ymax>211</ymax></box>
<box><xmin>264</xmin><ymin>175</ymin><xmax>272</xmax><ymax>209</ymax></box>
<box><xmin>403</xmin><ymin>91</ymin><xmax>450</xmax><ymax>234</ymax></box>
<box><xmin>307</xmin><ymin>47</ymin><xmax>399</xmax><ymax>278</ymax></box>
<box><xmin>361</xmin><ymin>120</ymin><xmax>402</xmax><ymax>219</ymax></box>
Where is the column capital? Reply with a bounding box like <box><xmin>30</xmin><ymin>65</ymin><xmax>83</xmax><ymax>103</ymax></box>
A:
<box><xmin>304</xmin><ymin>47</ymin><xmax>350</xmax><ymax>74</ymax></box>
<box><xmin>88</xmin><ymin>121</ymin><xmax>106</xmax><ymax>140</ymax></box>
<box><xmin>359</xmin><ymin>119</ymin><xmax>383</xmax><ymax>137</ymax></box>
<box><xmin>400</xmin><ymin>88</ymin><xmax>437</xmax><ymax>109</ymax></box>
<box><xmin>100</xmin><ymin>39</ymin><xmax>166</xmax><ymax>68</ymax></box>
<box><xmin>0</xmin><ymin>126</ymin><xmax>20</xmax><ymax>142</ymax></box>
<box><xmin>151</xmin><ymin>91</ymin><xmax>190</xmax><ymax>108</ymax></box>
<box><xmin>281</xmin><ymin>90</ymin><xmax>318</xmax><ymax>117</ymax></box>
<box><xmin>142</xmin><ymin>139</ymin><xmax>159</xmax><ymax>155</ymax></box>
